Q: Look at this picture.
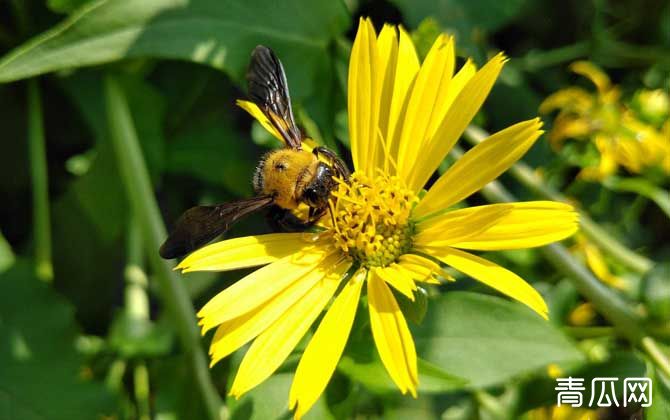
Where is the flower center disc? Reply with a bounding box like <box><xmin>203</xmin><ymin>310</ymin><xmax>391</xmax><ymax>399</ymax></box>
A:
<box><xmin>330</xmin><ymin>172</ymin><xmax>417</xmax><ymax>267</ymax></box>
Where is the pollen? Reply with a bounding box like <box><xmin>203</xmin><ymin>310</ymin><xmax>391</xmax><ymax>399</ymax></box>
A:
<box><xmin>330</xmin><ymin>172</ymin><xmax>418</xmax><ymax>267</ymax></box>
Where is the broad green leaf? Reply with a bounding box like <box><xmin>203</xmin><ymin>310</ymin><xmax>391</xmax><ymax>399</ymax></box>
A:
<box><xmin>152</xmin><ymin>354</ymin><xmax>211</xmax><ymax>420</ymax></box>
<box><xmin>166</xmin><ymin>111</ymin><xmax>257</xmax><ymax>197</ymax></box>
<box><xmin>48</xmin><ymin>0</ymin><xmax>93</xmax><ymax>14</ymax></box>
<box><xmin>0</xmin><ymin>260</ymin><xmax>115</xmax><ymax>419</ymax></box>
<box><xmin>391</xmin><ymin>0</ymin><xmax>526</xmax><ymax>34</ymax></box>
<box><xmin>413</xmin><ymin>292</ymin><xmax>584</xmax><ymax>388</ymax></box>
<box><xmin>338</xmin><ymin>356</ymin><xmax>467</xmax><ymax>395</ymax></box>
<box><xmin>391</xmin><ymin>0</ymin><xmax>525</xmax><ymax>57</ymax></box>
<box><xmin>227</xmin><ymin>372</ymin><xmax>333</xmax><ymax>420</ymax></box>
<box><xmin>0</xmin><ymin>0</ymin><xmax>350</xmax><ymax>104</ymax></box>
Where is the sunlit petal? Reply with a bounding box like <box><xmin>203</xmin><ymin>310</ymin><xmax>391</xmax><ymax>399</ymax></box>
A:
<box><xmin>416</xmin><ymin>203</ymin><xmax>512</xmax><ymax>246</ymax></box>
<box><xmin>417</xmin><ymin>245</ymin><xmax>548</xmax><ymax>319</ymax></box>
<box><xmin>177</xmin><ymin>233</ymin><xmax>316</xmax><ymax>273</ymax></box>
<box><xmin>374</xmin><ymin>265</ymin><xmax>416</xmax><ymax>300</ymax></box>
<box><xmin>197</xmin><ymin>248</ymin><xmax>334</xmax><ymax>330</ymax></box>
<box><xmin>368</xmin><ymin>271</ymin><xmax>418</xmax><ymax>396</ymax></box>
<box><xmin>207</xmin><ymin>253</ymin><xmax>344</xmax><ymax>365</ymax></box>
<box><xmin>415</xmin><ymin>118</ymin><xmax>542</xmax><ymax>217</ymax></box>
<box><xmin>349</xmin><ymin>18</ymin><xmax>381</xmax><ymax>174</ymax></box>
<box><xmin>289</xmin><ymin>269</ymin><xmax>366</xmax><ymax>419</ymax></box>
<box><xmin>396</xmin><ymin>35</ymin><xmax>455</xmax><ymax>180</ymax></box>
<box><xmin>229</xmin><ymin>259</ymin><xmax>351</xmax><ymax>397</ymax></box>
<box><xmin>385</xmin><ymin>26</ymin><xmax>420</xmax><ymax>169</ymax></box>
<box><xmin>407</xmin><ymin>53</ymin><xmax>507</xmax><ymax>191</ymax></box>
<box><xmin>397</xmin><ymin>254</ymin><xmax>445</xmax><ymax>283</ymax></box>
<box><xmin>443</xmin><ymin>202</ymin><xmax>579</xmax><ymax>250</ymax></box>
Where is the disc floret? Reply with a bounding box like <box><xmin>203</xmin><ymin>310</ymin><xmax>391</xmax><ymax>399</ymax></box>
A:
<box><xmin>330</xmin><ymin>172</ymin><xmax>418</xmax><ymax>267</ymax></box>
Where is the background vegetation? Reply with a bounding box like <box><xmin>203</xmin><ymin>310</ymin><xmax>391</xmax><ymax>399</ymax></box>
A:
<box><xmin>0</xmin><ymin>0</ymin><xmax>668</xmax><ymax>419</ymax></box>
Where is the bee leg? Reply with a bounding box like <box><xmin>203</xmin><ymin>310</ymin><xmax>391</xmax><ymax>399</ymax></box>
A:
<box><xmin>266</xmin><ymin>206</ymin><xmax>313</xmax><ymax>232</ymax></box>
<box><xmin>312</xmin><ymin>146</ymin><xmax>351</xmax><ymax>180</ymax></box>
<box><xmin>308</xmin><ymin>206</ymin><xmax>328</xmax><ymax>223</ymax></box>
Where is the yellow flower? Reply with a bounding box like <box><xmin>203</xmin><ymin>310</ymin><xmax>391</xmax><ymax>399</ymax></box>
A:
<box><xmin>540</xmin><ymin>61</ymin><xmax>670</xmax><ymax>179</ymax></box>
<box><xmin>572</xmin><ymin>233</ymin><xmax>626</xmax><ymax>290</ymax></box>
<box><xmin>177</xmin><ymin>18</ymin><xmax>578</xmax><ymax>419</ymax></box>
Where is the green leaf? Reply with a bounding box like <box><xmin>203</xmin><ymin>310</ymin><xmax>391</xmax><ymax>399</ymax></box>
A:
<box><xmin>227</xmin><ymin>372</ymin><xmax>333</xmax><ymax>420</ymax></box>
<box><xmin>413</xmin><ymin>292</ymin><xmax>584</xmax><ymax>388</ymax></box>
<box><xmin>338</xmin><ymin>356</ymin><xmax>467</xmax><ymax>395</ymax></box>
<box><xmin>47</xmin><ymin>0</ymin><xmax>93</xmax><ymax>14</ymax></box>
<box><xmin>166</xmin><ymin>112</ymin><xmax>257</xmax><ymax>197</ymax></box>
<box><xmin>390</xmin><ymin>0</ymin><xmax>525</xmax><ymax>53</ymax></box>
<box><xmin>394</xmin><ymin>286</ymin><xmax>429</xmax><ymax>325</ymax></box>
<box><xmin>152</xmin><ymin>354</ymin><xmax>211</xmax><ymax>420</ymax></box>
<box><xmin>0</xmin><ymin>260</ymin><xmax>115</xmax><ymax>419</ymax></box>
<box><xmin>0</xmin><ymin>0</ymin><xmax>350</xmax><ymax>102</ymax></box>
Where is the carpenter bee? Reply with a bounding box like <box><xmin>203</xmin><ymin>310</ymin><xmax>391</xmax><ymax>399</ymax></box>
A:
<box><xmin>159</xmin><ymin>46</ymin><xmax>349</xmax><ymax>259</ymax></box>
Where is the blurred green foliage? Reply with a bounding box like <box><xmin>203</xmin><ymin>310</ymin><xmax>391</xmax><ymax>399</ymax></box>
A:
<box><xmin>0</xmin><ymin>0</ymin><xmax>668</xmax><ymax>419</ymax></box>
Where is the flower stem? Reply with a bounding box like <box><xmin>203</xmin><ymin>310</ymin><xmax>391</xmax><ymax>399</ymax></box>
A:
<box><xmin>641</xmin><ymin>337</ymin><xmax>670</xmax><ymax>378</ymax></box>
<box><xmin>454</xmin><ymin>143</ymin><xmax>668</xmax><ymax>375</ymax></box>
<box><xmin>125</xmin><ymin>216</ymin><xmax>151</xmax><ymax>419</ymax></box>
<box><xmin>27</xmin><ymin>79</ymin><xmax>53</xmax><ymax>282</ymax></box>
<box><xmin>104</xmin><ymin>75</ymin><xmax>222</xmax><ymax>420</ymax></box>
<box><xmin>463</xmin><ymin>125</ymin><xmax>653</xmax><ymax>274</ymax></box>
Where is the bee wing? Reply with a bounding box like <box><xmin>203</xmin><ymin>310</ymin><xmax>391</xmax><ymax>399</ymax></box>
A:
<box><xmin>247</xmin><ymin>45</ymin><xmax>303</xmax><ymax>150</ymax></box>
<box><xmin>159</xmin><ymin>195</ymin><xmax>274</xmax><ymax>259</ymax></box>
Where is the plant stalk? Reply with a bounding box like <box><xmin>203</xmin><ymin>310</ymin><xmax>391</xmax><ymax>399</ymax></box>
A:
<box><xmin>27</xmin><ymin>79</ymin><xmax>53</xmax><ymax>282</ymax></box>
<box><xmin>125</xmin><ymin>216</ymin><xmax>151</xmax><ymax>420</ymax></box>
<box><xmin>104</xmin><ymin>75</ymin><xmax>222</xmax><ymax>420</ymax></box>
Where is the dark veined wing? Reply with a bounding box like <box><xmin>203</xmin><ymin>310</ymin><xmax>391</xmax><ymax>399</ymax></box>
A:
<box><xmin>247</xmin><ymin>45</ymin><xmax>303</xmax><ymax>149</ymax></box>
<box><xmin>159</xmin><ymin>195</ymin><xmax>274</xmax><ymax>259</ymax></box>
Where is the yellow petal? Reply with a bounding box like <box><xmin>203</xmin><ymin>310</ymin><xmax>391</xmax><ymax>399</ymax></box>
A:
<box><xmin>538</xmin><ymin>87</ymin><xmax>593</xmax><ymax>115</ymax></box>
<box><xmin>441</xmin><ymin>202</ymin><xmax>579</xmax><ymax>250</ymax></box>
<box><xmin>580</xmin><ymin>238</ymin><xmax>625</xmax><ymax>289</ymax></box>
<box><xmin>236</xmin><ymin>99</ymin><xmax>283</xmax><ymax>142</ymax></box>
<box><xmin>197</xmin><ymin>248</ymin><xmax>334</xmax><ymax>330</ymax></box>
<box><xmin>368</xmin><ymin>271</ymin><xmax>418</xmax><ymax>396</ymax></box>
<box><xmin>415</xmin><ymin>118</ymin><xmax>542</xmax><ymax>217</ymax></box>
<box><xmin>417</xmin><ymin>246</ymin><xmax>548</xmax><ymax>319</ymax></box>
<box><xmin>229</xmin><ymin>259</ymin><xmax>351</xmax><ymax>397</ymax></box>
<box><xmin>570</xmin><ymin>61</ymin><xmax>611</xmax><ymax>95</ymax></box>
<box><xmin>348</xmin><ymin>17</ymin><xmax>381</xmax><ymax>175</ymax></box>
<box><xmin>289</xmin><ymin>268</ymin><xmax>365</xmax><ymax>419</ymax></box>
<box><xmin>385</xmin><ymin>26</ymin><xmax>420</xmax><ymax>169</ymax></box>
<box><xmin>236</xmin><ymin>99</ymin><xmax>316</xmax><ymax>152</ymax></box>
<box><xmin>375</xmin><ymin>24</ymin><xmax>399</xmax><ymax>172</ymax></box>
<box><xmin>407</xmin><ymin>53</ymin><xmax>507</xmax><ymax>191</ymax></box>
<box><xmin>397</xmin><ymin>254</ymin><xmax>445</xmax><ymax>284</ymax></box>
<box><xmin>396</xmin><ymin>35</ymin><xmax>455</xmax><ymax>181</ymax></box>
<box><xmin>374</xmin><ymin>265</ymin><xmax>416</xmax><ymax>300</ymax></box>
<box><xmin>177</xmin><ymin>233</ymin><xmax>315</xmax><ymax>273</ymax></box>
<box><xmin>207</xmin><ymin>253</ymin><xmax>344</xmax><ymax>365</ymax></box>
<box><xmin>416</xmin><ymin>203</ymin><xmax>513</xmax><ymax>246</ymax></box>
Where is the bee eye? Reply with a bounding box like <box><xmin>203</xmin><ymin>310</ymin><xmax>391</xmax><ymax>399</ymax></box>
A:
<box><xmin>274</xmin><ymin>162</ymin><xmax>287</xmax><ymax>171</ymax></box>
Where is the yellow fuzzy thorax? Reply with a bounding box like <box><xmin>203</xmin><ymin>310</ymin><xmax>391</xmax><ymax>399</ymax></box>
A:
<box><xmin>330</xmin><ymin>172</ymin><xmax>418</xmax><ymax>267</ymax></box>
